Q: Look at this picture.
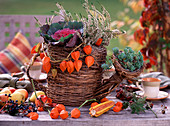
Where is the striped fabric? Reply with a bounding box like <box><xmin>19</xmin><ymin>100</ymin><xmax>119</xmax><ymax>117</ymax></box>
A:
<box><xmin>0</xmin><ymin>32</ymin><xmax>32</xmax><ymax>73</ymax></box>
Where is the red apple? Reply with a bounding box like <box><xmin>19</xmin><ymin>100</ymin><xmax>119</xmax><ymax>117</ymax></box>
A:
<box><xmin>14</xmin><ymin>89</ymin><xmax>28</xmax><ymax>100</ymax></box>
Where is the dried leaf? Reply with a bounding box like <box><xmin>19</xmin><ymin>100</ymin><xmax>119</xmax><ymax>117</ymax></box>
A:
<box><xmin>60</xmin><ymin>61</ymin><xmax>67</xmax><ymax>72</ymax></box>
<box><xmin>85</xmin><ymin>56</ymin><xmax>94</xmax><ymax>68</ymax></box>
<box><xmin>66</xmin><ymin>33</ymin><xmax>80</xmax><ymax>47</ymax></box>
<box><xmin>66</xmin><ymin>61</ymin><xmax>74</xmax><ymax>74</ymax></box>
<box><xmin>71</xmin><ymin>51</ymin><xmax>80</xmax><ymax>61</ymax></box>
<box><xmin>35</xmin><ymin>43</ymin><xmax>41</xmax><ymax>53</ymax></box>
<box><xmin>42</xmin><ymin>56</ymin><xmax>51</xmax><ymax>73</ymax></box>
<box><xmin>74</xmin><ymin>60</ymin><xmax>82</xmax><ymax>72</ymax></box>
<box><xmin>31</xmin><ymin>46</ymin><xmax>37</xmax><ymax>54</ymax></box>
<box><xmin>52</xmin><ymin>69</ymin><xmax>57</xmax><ymax>78</ymax></box>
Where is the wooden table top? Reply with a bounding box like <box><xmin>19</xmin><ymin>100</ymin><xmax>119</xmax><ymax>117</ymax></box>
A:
<box><xmin>0</xmin><ymin>87</ymin><xmax>170</xmax><ymax>126</ymax></box>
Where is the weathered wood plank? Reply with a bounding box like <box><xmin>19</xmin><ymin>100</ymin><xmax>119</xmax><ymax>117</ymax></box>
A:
<box><xmin>0</xmin><ymin>87</ymin><xmax>170</xmax><ymax>126</ymax></box>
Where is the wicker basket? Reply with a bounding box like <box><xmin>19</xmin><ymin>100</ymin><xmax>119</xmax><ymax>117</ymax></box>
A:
<box><xmin>26</xmin><ymin>46</ymin><xmax>144</xmax><ymax>106</ymax></box>
<box><xmin>112</xmin><ymin>54</ymin><xmax>145</xmax><ymax>79</ymax></box>
<box><xmin>45</xmin><ymin>44</ymin><xmax>123</xmax><ymax>106</ymax></box>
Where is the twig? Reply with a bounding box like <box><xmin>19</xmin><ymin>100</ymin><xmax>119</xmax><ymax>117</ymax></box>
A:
<box><xmin>0</xmin><ymin>103</ymin><xmax>9</xmax><ymax>112</ymax></box>
<box><xmin>146</xmin><ymin>102</ymin><xmax>158</xmax><ymax>118</ymax></box>
<box><xmin>66</xmin><ymin>42</ymin><xmax>85</xmax><ymax>59</ymax></box>
<box><xmin>34</xmin><ymin>17</ymin><xmax>42</xmax><ymax>27</ymax></box>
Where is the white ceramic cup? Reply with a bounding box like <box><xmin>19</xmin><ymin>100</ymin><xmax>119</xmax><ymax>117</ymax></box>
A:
<box><xmin>29</xmin><ymin>62</ymin><xmax>42</xmax><ymax>79</ymax></box>
<box><xmin>136</xmin><ymin>78</ymin><xmax>161</xmax><ymax>98</ymax></box>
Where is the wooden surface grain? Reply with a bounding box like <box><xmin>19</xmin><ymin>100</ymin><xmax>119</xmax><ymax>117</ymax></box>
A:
<box><xmin>0</xmin><ymin>87</ymin><xmax>170</xmax><ymax>126</ymax></box>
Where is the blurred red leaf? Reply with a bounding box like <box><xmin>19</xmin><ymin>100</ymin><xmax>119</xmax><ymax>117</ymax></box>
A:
<box><xmin>134</xmin><ymin>29</ymin><xmax>145</xmax><ymax>45</ymax></box>
<box><xmin>31</xmin><ymin>46</ymin><xmax>37</xmax><ymax>54</ymax></box>
<box><xmin>150</xmin><ymin>56</ymin><xmax>157</xmax><ymax>65</ymax></box>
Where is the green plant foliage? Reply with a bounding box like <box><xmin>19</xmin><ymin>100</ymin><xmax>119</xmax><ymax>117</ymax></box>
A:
<box><xmin>47</xmin><ymin>22</ymin><xmax>65</xmax><ymax>35</ymax></box>
<box><xmin>112</xmin><ymin>47</ymin><xmax>119</xmax><ymax>56</ymax></box>
<box><xmin>101</xmin><ymin>56</ymin><xmax>113</xmax><ymax>70</ymax></box>
<box><xmin>113</xmin><ymin>47</ymin><xmax>143</xmax><ymax>72</ymax></box>
<box><xmin>122</xmin><ymin>93</ymin><xmax>146</xmax><ymax>114</ymax></box>
<box><xmin>47</xmin><ymin>21</ymin><xmax>83</xmax><ymax>35</ymax></box>
<box><xmin>129</xmin><ymin>96</ymin><xmax>146</xmax><ymax>114</ymax></box>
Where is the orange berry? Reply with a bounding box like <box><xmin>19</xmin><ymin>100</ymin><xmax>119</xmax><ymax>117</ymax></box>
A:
<box><xmin>113</xmin><ymin>106</ymin><xmax>121</xmax><ymax>112</ymax></box>
<box><xmin>95</xmin><ymin>38</ymin><xmax>103</xmax><ymax>46</ymax></box>
<box><xmin>85</xmin><ymin>56</ymin><xmax>94</xmax><ymax>68</ymax></box>
<box><xmin>115</xmin><ymin>101</ymin><xmax>123</xmax><ymax>109</ymax></box>
<box><xmin>38</xmin><ymin>107</ymin><xmax>44</xmax><ymax>112</ymax></box>
<box><xmin>83</xmin><ymin>45</ymin><xmax>92</xmax><ymax>55</ymax></box>
<box><xmin>50</xmin><ymin>108</ymin><xmax>59</xmax><ymax>119</ymax></box>
<box><xmin>60</xmin><ymin>110</ymin><xmax>69</xmax><ymax>120</ymax></box>
<box><xmin>71</xmin><ymin>108</ymin><xmax>81</xmax><ymax>118</ymax></box>
<box><xmin>100</xmin><ymin>97</ymin><xmax>109</xmax><ymax>103</ymax></box>
<box><xmin>91</xmin><ymin>102</ymin><xmax>99</xmax><ymax>107</ymax></box>
<box><xmin>55</xmin><ymin>104</ymin><xmax>66</xmax><ymax>113</ymax></box>
<box><xmin>27</xmin><ymin>112</ymin><xmax>39</xmax><ymax>120</ymax></box>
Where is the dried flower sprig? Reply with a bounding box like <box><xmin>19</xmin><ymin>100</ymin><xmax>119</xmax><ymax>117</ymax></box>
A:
<box><xmin>53</xmin><ymin>0</ymin><xmax>125</xmax><ymax>46</ymax></box>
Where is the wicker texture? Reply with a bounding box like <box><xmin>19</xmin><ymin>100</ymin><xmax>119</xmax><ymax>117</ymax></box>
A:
<box><xmin>46</xmin><ymin>44</ymin><xmax>121</xmax><ymax>106</ymax></box>
<box><xmin>26</xmin><ymin>45</ymin><xmax>144</xmax><ymax>106</ymax></box>
<box><xmin>112</xmin><ymin>54</ymin><xmax>145</xmax><ymax>79</ymax></box>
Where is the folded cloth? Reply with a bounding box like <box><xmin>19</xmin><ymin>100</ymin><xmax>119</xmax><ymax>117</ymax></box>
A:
<box><xmin>140</xmin><ymin>72</ymin><xmax>170</xmax><ymax>87</ymax></box>
<box><xmin>0</xmin><ymin>74</ymin><xmax>32</xmax><ymax>91</ymax></box>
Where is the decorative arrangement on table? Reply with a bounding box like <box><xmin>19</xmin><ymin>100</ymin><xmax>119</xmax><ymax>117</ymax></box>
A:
<box><xmin>26</xmin><ymin>0</ymin><xmax>145</xmax><ymax>106</ymax></box>
<box><xmin>1</xmin><ymin>0</ymin><xmax>168</xmax><ymax>121</ymax></box>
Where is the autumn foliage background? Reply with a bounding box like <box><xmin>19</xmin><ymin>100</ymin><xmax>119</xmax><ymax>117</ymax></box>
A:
<box><xmin>0</xmin><ymin>0</ymin><xmax>169</xmax><ymax>76</ymax></box>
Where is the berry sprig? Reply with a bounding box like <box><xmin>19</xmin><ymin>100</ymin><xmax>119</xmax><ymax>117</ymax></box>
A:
<box><xmin>116</xmin><ymin>84</ymin><xmax>157</xmax><ymax>117</ymax></box>
<box><xmin>116</xmin><ymin>84</ymin><xmax>134</xmax><ymax>101</ymax></box>
<box><xmin>0</xmin><ymin>98</ymin><xmax>37</xmax><ymax>117</ymax></box>
<box><xmin>160</xmin><ymin>104</ymin><xmax>168</xmax><ymax>114</ymax></box>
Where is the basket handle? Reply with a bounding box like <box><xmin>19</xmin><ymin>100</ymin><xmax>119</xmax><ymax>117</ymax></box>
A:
<box><xmin>26</xmin><ymin>54</ymin><xmax>39</xmax><ymax>82</ymax></box>
<box><xmin>94</xmin><ymin>72</ymin><xmax>123</xmax><ymax>99</ymax></box>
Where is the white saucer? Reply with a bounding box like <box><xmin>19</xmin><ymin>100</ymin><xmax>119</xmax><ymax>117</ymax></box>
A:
<box><xmin>136</xmin><ymin>91</ymin><xmax>169</xmax><ymax>100</ymax></box>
